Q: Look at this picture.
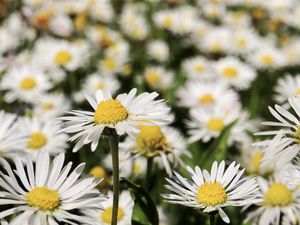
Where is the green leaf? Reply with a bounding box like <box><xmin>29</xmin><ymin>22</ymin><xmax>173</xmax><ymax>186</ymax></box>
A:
<box><xmin>121</xmin><ymin>178</ymin><xmax>159</xmax><ymax>225</ymax></box>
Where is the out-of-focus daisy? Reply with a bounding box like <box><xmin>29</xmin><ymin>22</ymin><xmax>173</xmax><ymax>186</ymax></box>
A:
<box><xmin>182</xmin><ymin>56</ymin><xmax>214</xmax><ymax>81</ymax></box>
<box><xmin>224</xmin><ymin>11</ymin><xmax>251</xmax><ymax>27</ymax></box>
<box><xmin>32</xmin><ymin>93</ymin><xmax>70</xmax><ymax>119</ymax></box>
<box><xmin>120</xmin><ymin>125</ymin><xmax>190</xmax><ymax>176</ymax></box>
<box><xmin>74</xmin><ymin>73</ymin><xmax>120</xmax><ymax>103</ymax></box>
<box><xmin>49</xmin><ymin>13</ymin><xmax>74</xmax><ymax>37</ymax></box>
<box><xmin>147</xmin><ymin>40</ymin><xmax>170</xmax><ymax>62</ymax></box>
<box><xmin>274</xmin><ymin>74</ymin><xmax>300</xmax><ymax>106</ymax></box>
<box><xmin>153</xmin><ymin>10</ymin><xmax>177</xmax><ymax>31</ymax></box>
<box><xmin>246</xmin><ymin>177</ymin><xmax>300</xmax><ymax>225</ymax></box>
<box><xmin>99</xmin><ymin>55</ymin><xmax>127</xmax><ymax>75</ymax></box>
<box><xmin>89</xmin><ymin>0</ymin><xmax>114</xmax><ymax>23</ymax></box>
<box><xmin>19</xmin><ymin>117</ymin><xmax>68</xmax><ymax>160</ymax></box>
<box><xmin>60</xmin><ymin>88</ymin><xmax>171</xmax><ymax>152</ymax></box>
<box><xmin>0</xmin><ymin>111</ymin><xmax>27</xmax><ymax>159</ymax></box>
<box><xmin>200</xmin><ymin>27</ymin><xmax>231</xmax><ymax>53</ymax></box>
<box><xmin>163</xmin><ymin>161</ymin><xmax>261</xmax><ymax>223</ymax></box>
<box><xmin>0</xmin><ymin>151</ymin><xmax>105</xmax><ymax>224</ymax></box>
<box><xmin>83</xmin><ymin>191</ymin><xmax>134</xmax><ymax>225</ymax></box>
<box><xmin>143</xmin><ymin>66</ymin><xmax>174</xmax><ymax>91</ymax></box>
<box><xmin>0</xmin><ymin>65</ymin><xmax>52</xmax><ymax>103</ymax></box>
<box><xmin>177</xmin><ymin>80</ymin><xmax>239</xmax><ymax>110</ymax></box>
<box><xmin>214</xmin><ymin>56</ymin><xmax>256</xmax><ymax>90</ymax></box>
<box><xmin>89</xmin><ymin>165</ymin><xmax>110</xmax><ymax>189</ymax></box>
<box><xmin>187</xmin><ymin>105</ymin><xmax>240</xmax><ymax>143</ymax></box>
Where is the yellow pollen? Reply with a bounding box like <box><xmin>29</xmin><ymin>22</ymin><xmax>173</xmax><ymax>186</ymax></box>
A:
<box><xmin>27</xmin><ymin>187</ymin><xmax>60</xmax><ymax>211</ymax></box>
<box><xmin>236</xmin><ymin>38</ymin><xmax>247</xmax><ymax>48</ymax></box>
<box><xmin>94</xmin><ymin>99</ymin><xmax>128</xmax><ymax>125</ymax></box>
<box><xmin>207</xmin><ymin>118</ymin><xmax>225</xmax><ymax>132</ymax></box>
<box><xmin>96</xmin><ymin>81</ymin><xmax>105</xmax><ymax>89</ymax></box>
<box><xmin>194</xmin><ymin>64</ymin><xmax>204</xmax><ymax>73</ymax></box>
<box><xmin>222</xmin><ymin>67</ymin><xmax>238</xmax><ymax>78</ymax></box>
<box><xmin>145</xmin><ymin>71</ymin><xmax>160</xmax><ymax>87</ymax></box>
<box><xmin>197</xmin><ymin>182</ymin><xmax>227</xmax><ymax>207</ymax></box>
<box><xmin>261</xmin><ymin>55</ymin><xmax>274</xmax><ymax>65</ymax></box>
<box><xmin>199</xmin><ymin>93</ymin><xmax>214</xmax><ymax>105</ymax></box>
<box><xmin>42</xmin><ymin>102</ymin><xmax>54</xmax><ymax>111</ymax></box>
<box><xmin>163</xmin><ymin>17</ymin><xmax>172</xmax><ymax>28</ymax></box>
<box><xmin>103</xmin><ymin>58</ymin><xmax>117</xmax><ymax>71</ymax></box>
<box><xmin>27</xmin><ymin>132</ymin><xmax>47</xmax><ymax>149</ymax></box>
<box><xmin>101</xmin><ymin>207</ymin><xmax>124</xmax><ymax>224</ymax></box>
<box><xmin>90</xmin><ymin>166</ymin><xmax>107</xmax><ymax>179</ymax></box>
<box><xmin>293</xmin><ymin>126</ymin><xmax>300</xmax><ymax>141</ymax></box>
<box><xmin>133</xmin><ymin>163</ymin><xmax>142</xmax><ymax>174</ymax></box>
<box><xmin>20</xmin><ymin>77</ymin><xmax>37</xmax><ymax>90</ymax></box>
<box><xmin>250</xmin><ymin>152</ymin><xmax>264</xmax><ymax>174</ymax></box>
<box><xmin>136</xmin><ymin>125</ymin><xmax>169</xmax><ymax>157</ymax></box>
<box><xmin>55</xmin><ymin>50</ymin><xmax>72</xmax><ymax>65</ymax></box>
<box><xmin>264</xmin><ymin>183</ymin><xmax>293</xmax><ymax>207</ymax></box>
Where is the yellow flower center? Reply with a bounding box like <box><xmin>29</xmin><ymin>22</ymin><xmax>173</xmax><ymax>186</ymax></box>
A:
<box><xmin>133</xmin><ymin>163</ymin><xmax>142</xmax><ymax>174</ymax></box>
<box><xmin>196</xmin><ymin>182</ymin><xmax>227</xmax><ymax>207</ymax></box>
<box><xmin>27</xmin><ymin>187</ymin><xmax>60</xmax><ymax>211</ymax></box>
<box><xmin>145</xmin><ymin>71</ymin><xmax>160</xmax><ymax>87</ymax></box>
<box><xmin>210</xmin><ymin>43</ymin><xmax>221</xmax><ymax>52</ymax></box>
<box><xmin>207</xmin><ymin>118</ymin><xmax>225</xmax><ymax>132</ymax></box>
<box><xmin>163</xmin><ymin>17</ymin><xmax>172</xmax><ymax>28</ymax></box>
<box><xmin>295</xmin><ymin>89</ymin><xmax>300</xmax><ymax>95</ymax></box>
<box><xmin>27</xmin><ymin>132</ymin><xmax>47</xmax><ymax>149</ymax></box>
<box><xmin>199</xmin><ymin>93</ymin><xmax>214</xmax><ymax>105</ymax></box>
<box><xmin>261</xmin><ymin>54</ymin><xmax>274</xmax><ymax>65</ymax></box>
<box><xmin>103</xmin><ymin>58</ymin><xmax>117</xmax><ymax>71</ymax></box>
<box><xmin>236</xmin><ymin>38</ymin><xmax>247</xmax><ymax>48</ymax></box>
<box><xmin>55</xmin><ymin>50</ymin><xmax>72</xmax><ymax>65</ymax></box>
<box><xmin>264</xmin><ymin>183</ymin><xmax>293</xmax><ymax>207</ymax></box>
<box><xmin>19</xmin><ymin>77</ymin><xmax>36</xmax><ymax>90</ymax></box>
<box><xmin>96</xmin><ymin>81</ymin><xmax>105</xmax><ymax>89</ymax></box>
<box><xmin>136</xmin><ymin>125</ymin><xmax>169</xmax><ymax>157</ymax></box>
<box><xmin>42</xmin><ymin>102</ymin><xmax>54</xmax><ymax>111</ymax></box>
<box><xmin>101</xmin><ymin>207</ymin><xmax>124</xmax><ymax>224</ymax></box>
<box><xmin>0</xmin><ymin>151</ymin><xmax>5</xmax><ymax>157</ymax></box>
<box><xmin>250</xmin><ymin>152</ymin><xmax>264</xmax><ymax>174</ymax></box>
<box><xmin>194</xmin><ymin>64</ymin><xmax>204</xmax><ymax>73</ymax></box>
<box><xmin>222</xmin><ymin>67</ymin><xmax>238</xmax><ymax>78</ymax></box>
<box><xmin>90</xmin><ymin>166</ymin><xmax>107</xmax><ymax>179</ymax></box>
<box><xmin>94</xmin><ymin>99</ymin><xmax>128</xmax><ymax>125</ymax></box>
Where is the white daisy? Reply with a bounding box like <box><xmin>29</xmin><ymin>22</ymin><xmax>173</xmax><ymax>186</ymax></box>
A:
<box><xmin>163</xmin><ymin>161</ymin><xmax>261</xmax><ymax>223</ymax></box>
<box><xmin>147</xmin><ymin>40</ymin><xmax>169</xmax><ymax>62</ymax></box>
<box><xmin>0</xmin><ymin>65</ymin><xmax>52</xmax><ymax>103</ymax></box>
<box><xmin>60</xmin><ymin>88</ymin><xmax>171</xmax><ymax>152</ymax></box>
<box><xmin>177</xmin><ymin>80</ymin><xmax>239</xmax><ymax>110</ymax></box>
<box><xmin>82</xmin><ymin>191</ymin><xmax>134</xmax><ymax>225</ymax></box>
<box><xmin>19</xmin><ymin>116</ymin><xmax>68</xmax><ymax>160</ymax></box>
<box><xmin>187</xmin><ymin>105</ymin><xmax>240</xmax><ymax>143</ymax></box>
<box><xmin>214</xmin><ymin>56</ymin><xmax>257</xmax><ymax>90</ymax></box>
<box><xmin>182</xmin><ymin>56</ymin><xmax>214</xmax><ymax>81</ymax></box>
<box><xmin>0</xmin><ymin>111</ymin><xmax>27</xmax><ymax>159</ymax></box>
<box><xmin>246</xmin><ymin>177</ymin><xmax>300</xmax><ymax>225</ymax></box>
<box><xmin>120</xmin><ymin>125</ymin><xmax>190</xmax><ymax>176</ymax></box>
<box><xmin>143</xmin><ymin>66</ymin><xmax>174</xmax><ymax>91</ymax></box>
<box><xmin>0</xmin><ymin>151</ymin><xmax>105</xmax><ymax>224</ymax></box>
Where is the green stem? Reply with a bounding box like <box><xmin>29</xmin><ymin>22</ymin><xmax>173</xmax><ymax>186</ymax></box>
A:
<box><xmin>144</xmin><ymin>157</ymin><xmax>153</xmax><ymax>190</ymax></box>
<box><xmin>209</xmin><ymin>215</ymin><xmax>216</xmax><ymax>225</ymax></box>
<box><xmin>108</xmin><ymin>134</ymin><xmax>120</xmax><ymax>225</ymax></box>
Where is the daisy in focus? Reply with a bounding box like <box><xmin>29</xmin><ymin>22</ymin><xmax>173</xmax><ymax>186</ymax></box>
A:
<box><xmin>0</xmin><ymin>151</ymin><xmax>105</xmax><ymax>224</ymax></box>
<box><xmin>60</xmin><ymin>88</ymin><xmax>171</xmax><ymax>152</ymax></box>
<box><xmin>82</xmin><ymin>190</ymin><xmax>134</xmax><ymax>225</ymax></box>
<box><xmin>163</xmin><ymin>161</ymin><xmax>261</xmax><ymax>223</ymax></box>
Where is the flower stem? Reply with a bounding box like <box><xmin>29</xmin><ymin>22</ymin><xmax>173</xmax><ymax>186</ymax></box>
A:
<box><xmin>209</xmin><ymin>215</ymin><xmax>216</xmax><ymax>225</ymax></box>
<box><xmin>108</xmin><ymin>133</ymin><xmax>119</xmax><ymax>225</ymax></box>
<box><xmin>144</xmin><ymin>157</ymin><xmax>153</xmax><ymax>190</ymax></box>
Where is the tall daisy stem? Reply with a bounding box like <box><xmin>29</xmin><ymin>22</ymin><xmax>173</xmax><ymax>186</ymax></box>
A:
<box><xmin>144</xmin><ymin>157</ymin><xmax>153</xmax><ymax>190</ymax></box>
<box><xmin>209</xmin><ymin>215</ymin><xmax>216</xmax><ymax>225</ymax></box>
<box><xmin>108</xmin><ymin>133</ymin><xmax>120</xmax><ymax>225</ymax></box>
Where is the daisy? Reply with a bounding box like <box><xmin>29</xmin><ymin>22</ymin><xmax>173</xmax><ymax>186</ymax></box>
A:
<box><xmin>214</xmin><ymin>56</ymin><xmax>256</xmax><ymax>90</ymax></box>
<box><xmin>0</xmin><ymin>65</ymin><xmax>52</xmax><ymax>103</ymax></box>
<box><xmin>89</xmin><ymin>165</ymin><xmax>110</xmax><ymax>189</ymax></box>
<box><xmin>82</xmin><ymin>191</ymin><xmax>134</xmax><ymax>225</ymax></box>
<box><xmin>0</xmin><ymin>151</ymin><xmax>105</xmax><ymax>224</ymax></box>
<box><xmin>74</xmin><ymin>73</ymin><xmax>120</xmax><ymax>103</ymax></box>
<box><xmin>163</xmin><ymin>161</ymin><xmax>261</xmax><ymax>223</ymax></box>
<box><xmin>60</xmin><ymin>88</ymin><xmax>171</xmax><ymax>152</ymax></box>
<box><xmin>186</xmin><ymin>105</ymin><xmax>240</xmax><ymax>143</ymax></box>
<box><xmin>120</xmin><ymin>125</ymin><xmax>190</xmax><ymax>176</ymax></box>
<box><xmin>246</xmin><ymin>177</ymin><xmax>300</xmax><ymax>225</ymax></box>
<box><xmin>143</xmin><ymin>66</ymin><xmax>174</xmax><ymax>91</ymax></box>
<box><xmin>177</xmin><ymin>80</ymin><xmax>239</xmax><ymax>110</ymax></box>
<box><xmin>89</xmin><ymin>0</ymin><xmax>114</xmax><ymax>23</ymax></box>
<box><xmin>147</xmin><ymin>40</ymin><xmax>170</xmax><ymax>62</ymax></box>
<box><xmin>19</xmin><ymin>116</ymin><xmax>68</xmax><ymax>160</ymax></box>
<box><xmin>0</xmin><ymin>111</ymin><xmax>27</xmax><ymax>159</ymax></box>
<box><xmin>274</xmin><ymin>74</ymin><xmax>300</xmax><ymax>106</ymax></box>
<box><xmin>99</xmin><ymin>55</ymin><xmax>127</xmax><ymax>75</ymax></box>
<box><xmin>32</xmin><ymin>92</ymin><xmax>70</xmax><ymax>119</ymax></box>
<box><xmin>256</xmin><ymin>96</ymin><xmax>300</xmax><ymax>147</ymax></box>
<box><xmin>182</xmin><ymin>56</ymin><xmax>214</xmax><ymax>81</ymax></box>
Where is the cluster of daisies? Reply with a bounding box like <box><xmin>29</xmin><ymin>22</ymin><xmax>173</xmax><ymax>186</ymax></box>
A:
<box><xmin>0</xmin><ymin>0</ymin><xmax>300</xmax><ymax>225</ymax></box>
